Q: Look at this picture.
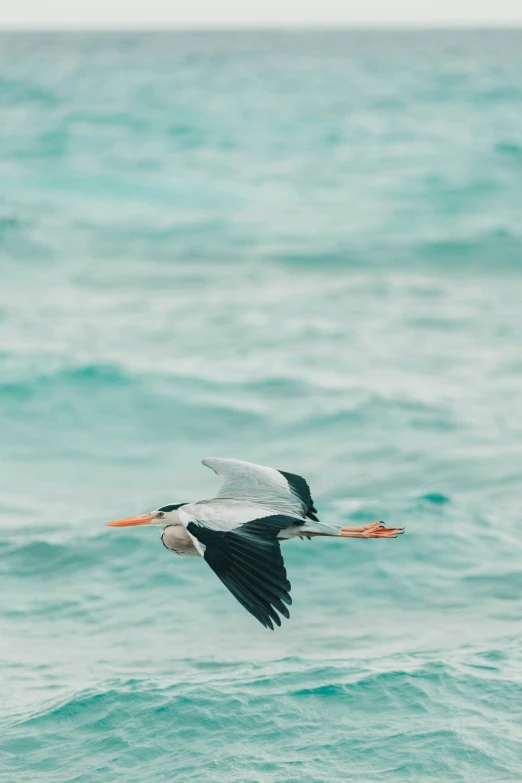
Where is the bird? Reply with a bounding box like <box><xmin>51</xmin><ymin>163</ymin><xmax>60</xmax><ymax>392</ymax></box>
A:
<box><xmin>106</xmin><ymin>458</ymin><xmax>404</xmax><ymax>629</ymax></box>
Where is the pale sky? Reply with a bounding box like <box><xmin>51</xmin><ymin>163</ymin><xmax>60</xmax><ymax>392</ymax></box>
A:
<box><xmin>1</xmin><ymin>0</ymin><xmax>521</xmax><ymax>28</ymax></box>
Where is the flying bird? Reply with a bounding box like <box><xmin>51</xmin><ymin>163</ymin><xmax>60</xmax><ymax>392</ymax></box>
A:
<box><xmin>106</xmin><ymin>458</ymin><xmax>403</xmax><ymax>629</ymax></box>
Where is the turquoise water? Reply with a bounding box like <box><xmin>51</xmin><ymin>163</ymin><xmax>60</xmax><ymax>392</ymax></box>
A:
<box><xmin>1</xmin><ymin>29</ymin><xmax>522</xmax><ymax>782</ymax></box>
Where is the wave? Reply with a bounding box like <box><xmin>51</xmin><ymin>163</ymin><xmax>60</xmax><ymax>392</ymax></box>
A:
<box><xmin>3</xmin><ymin>660</ymin><xmax>519</xmax><ymax>783</ymax></box>
<box><xmin>415</xmin><ymin>229</ymin><xmax>522</xmax><ymax>269</ymax></box>
<box><xmin>0</xmin><ymin>362</ymin><xmax>264</xmax><ymax>442</ymax></box>
<box><xmin>418</xmin><ymin>492</ymin><xmax>451</xmax><ymax>505</ymax></box>
<box><xmin>293</xmin><ymin>394</ymin><xmax>459</xmax><ymax>434</ymax></box>
<box><xmin>273</xmin><ymin>230</ymin><xmax>522</xmax><ymax>271</ymax></box>
<box><xmin>496</xmin><ymin>141</ymin><xmax>522</xmax><ymax>159</ymax></box>
<box><xmin>5</xmin><ymin>659</ymin><xmax>502</xmax><ymax>725</ymax></box>
<box><xmin>0</xmin><ymin>533</ymin><xmax>140</xmax><ymax>575</ymax></box>
<box><xmin>0</xmin><ymin>363</ymin><xmax>137</xmax><ymax>396</ymax></box>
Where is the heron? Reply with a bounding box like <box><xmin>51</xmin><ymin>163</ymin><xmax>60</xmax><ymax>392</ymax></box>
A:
<box><xmin>106</xmin><ymin>458</ymin><xmax>403</xmax><ymax>629</ymax></box>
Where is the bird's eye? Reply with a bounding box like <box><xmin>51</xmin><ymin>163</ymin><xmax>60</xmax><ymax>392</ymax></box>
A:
<box><xmin>157</xmin><ymin>511</ymin><xmax>165</xmax><ymax>518</ymax></box>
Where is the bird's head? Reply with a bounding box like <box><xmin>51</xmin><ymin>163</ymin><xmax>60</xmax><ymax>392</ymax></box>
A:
<box><xmin>106</xmin><ymin>503</ymin><xmax>186</xmax><ymax>527</ymax></box>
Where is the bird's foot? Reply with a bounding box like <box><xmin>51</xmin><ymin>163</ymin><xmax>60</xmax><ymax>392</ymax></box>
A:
<box><xmin>362</xmin><ymin>521</ymin><xmax>404</xmax><ymax>538</ymax></box>
<box><xmin>341</xmin><ymin>521</ymin><xmax>404</xmax><ymax>539</ymax></box>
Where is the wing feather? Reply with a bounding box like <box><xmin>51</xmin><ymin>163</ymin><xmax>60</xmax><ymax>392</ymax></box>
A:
<box><xmin>186</xmin><ymin>514</ymin><xmax>298</xmax><ymax>629</ymax></box>
<box><xmin>201</xmin><ymin>457</ymin><xmax>320</xmax><ymax>521</ymax></box>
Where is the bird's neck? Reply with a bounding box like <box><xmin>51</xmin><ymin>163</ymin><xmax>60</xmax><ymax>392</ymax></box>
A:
<box><xmin>168</xmin><ymin>509</ymin><xmax>183</xmax><ymax>525</ymax></box>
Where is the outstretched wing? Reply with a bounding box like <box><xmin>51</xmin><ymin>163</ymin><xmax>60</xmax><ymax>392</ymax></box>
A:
<box><xmin>186</xmin><ymin>515</ymin><xmax>299</xmax><ymax>629</ymax></box>
<box><xmin>201</xmin><ymin>458</ymin><xmax>320</xmax><ymax>521</ymax></box>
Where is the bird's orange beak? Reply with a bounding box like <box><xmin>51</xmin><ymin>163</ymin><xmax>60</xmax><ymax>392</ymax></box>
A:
<box><xmin>105</xmin><ymin>513</ymin><xmax>155</xmax><ymax>527</ymax></box>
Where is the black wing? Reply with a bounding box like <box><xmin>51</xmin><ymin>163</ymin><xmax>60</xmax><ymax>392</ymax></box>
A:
<box><xmin>187</xmin><ymin>515</ymin><xmax>300</xmax><ymax>630</ymax></box>
<box><xmin>277</xmin><ymin>469</ymin><xmax>320</xmax><ymax>522</ymax></box>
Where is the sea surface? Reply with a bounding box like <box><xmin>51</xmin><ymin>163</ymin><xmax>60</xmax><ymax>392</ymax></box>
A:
<box><xmin>1</xmin><ymin>29</ymin><xmax>522</xmax><ymax>783</ymax></box>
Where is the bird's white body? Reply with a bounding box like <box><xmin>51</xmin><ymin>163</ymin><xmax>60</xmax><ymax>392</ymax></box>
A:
<box><xmin>158</xmin><ymin>458</ymin><xmax>339</xmax><ymax>557</ymax></box>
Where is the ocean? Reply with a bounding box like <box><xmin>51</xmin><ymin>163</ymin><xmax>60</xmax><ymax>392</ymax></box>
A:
<box><xmin>1</xmin><ymin>29</ymin><xmax>522</xmax><ymax>782</ymax></box>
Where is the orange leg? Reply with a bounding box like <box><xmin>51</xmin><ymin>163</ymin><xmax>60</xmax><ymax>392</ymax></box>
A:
<box><xmin>341</xmin><ymin>521</ymin><xmax>404</xmax><ymax>539</ymax></box>
<box><xmin>305</xmin><ymin>522</ymin><xmax>404</xmax><ymax>540</ymax></box>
